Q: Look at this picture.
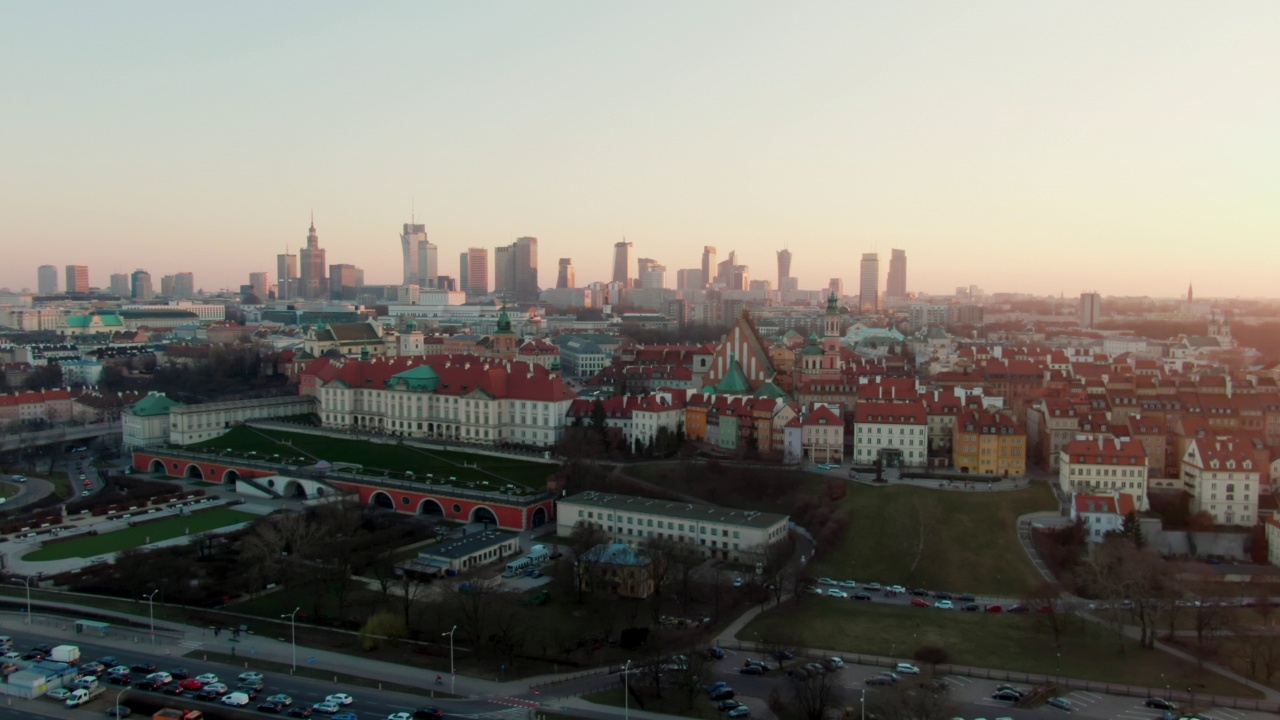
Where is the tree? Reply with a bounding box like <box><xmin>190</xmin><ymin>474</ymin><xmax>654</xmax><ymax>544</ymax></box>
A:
<box><xmin>1119</xmin><ymin>510</ymin><xmax>1145</xmax><ymax>547</ymax></box>
<box><xmin>1074</xmin><ymin>537</ymin><xmax>1169</xmax><ymax>650</ymax></box>
<box><xmin>865</xmin><ymin>682</ymin><xmax>958</xmax><ymax>720</ymax></box>
<box><xmin>913</xmin><ymin>646</ymin><xmax>950</xmax><ymax>675</ymax></box>
<box><xmin>789</xmin><ymin>668</ymin><xmax>844</xmax><ymax>720</ymax></box>
<box><xmin>590</xmin><ymin>400</ymin><xmax>607</xmax><ymax>440</ymax></box>
<box><xmin>568</xmin><ymin>521</ymin><xmax>611</xmax><ymax>603</ymax></box>
<box><xmin>1024</xmin><ymin>580</ymin><xmax>1072</xmax><ymax>649</ymax></box>
<box><xmin>359</xmin><ymin>611</ymin><xmax>408</xmax><ymax>651</ymax></box>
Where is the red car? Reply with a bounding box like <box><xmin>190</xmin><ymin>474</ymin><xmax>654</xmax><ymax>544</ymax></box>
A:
<box><xmin>985</xmin><ymin>604</ymin><xmax>1003</xmax><ymax>613</ymax></box>
<box><xmin>911</xmin><ymin>597</ymin><xmax>930</xmax><ymax>607</ymax></box>
<box><xmin>1036</xmin><ymin>605</ymin><xmax>1054</xmax><ymax>614</ymax></box>
<box><xmin>178</xmin><ymin>678</ymin><xmax>205</xmax><ymax>691</ymax></box>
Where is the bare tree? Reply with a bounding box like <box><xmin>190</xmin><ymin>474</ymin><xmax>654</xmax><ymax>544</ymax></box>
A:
<box><xmin>789</xmin><ymin>669</ymin><xmax>845</xmax><ymax>720</ymax></box>
<box><xmin>1024</xmin><ymin>580</ymin><xmax>1073</xmax><ymax>650</ymax></box>
<box><xmin>1187</xmin><ymin>596</ymin><xmax>1227</xmax><ymax>666</ymax></box>
<box><xmin>641</xmin><ymin>538</ymin><xmax>676</xmax><ymax>626</ymax></box>
<box><xmin>669</xmin><ymin>649</ymin><xmax>712</xmax><ymax>712</ymax></box>
<box><xmin>865</xmin><ymin>683</ymin><xmax>957</xmax><ymax>720</ymax></box>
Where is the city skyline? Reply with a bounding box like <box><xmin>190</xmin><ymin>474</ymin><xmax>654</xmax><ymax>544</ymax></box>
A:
<box><xmin>3</xmin><ymin>2</ymin><xmax>1278</xmax><ymax>298</ymax></box>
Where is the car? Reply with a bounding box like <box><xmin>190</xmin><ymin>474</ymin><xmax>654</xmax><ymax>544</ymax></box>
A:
<box><xmin>146</xmin><ymin>672</ymin><xmax>173</xmax><ymax>685</ymax></box>
<box><xmin>806</xmin><ymin>662</ymin><xmax>827</xmax><ymax>675</ymax></box>
<box><xmin>818</xmin><ymin>577</ymin><xmax>837</xmax><ymax>586</ymax></box>
<box><xmin>135</xmin><ymin>679</ymin><xmax>163</xmax><ymax>691</ymax></box>
<box><xmin>866</xmin><ymin>582</ymin><xmax>882</xmax><ymax>591</ymax></box>
<box><xmin>203</xmin><ymin>682</ymin><xmax>229</xmax><ymax>695</ymax></box>
<box><xmin>911</xmin><ymin>588</ymin><xmax>930</xmax><ymax>596</ymax></box>
<box><xmin>258</xmin><ymin>701</ymin><xmax>286</xmax><ymax>713</ymax></box>
<box><xmin>412</xmin><ymin>707</ymin><xmax>444</xmax><ymax>720</ymax></box>
<box><xmin>326</xmin><ymin>693</ymin><xmax>354</xmax><ymax>706</ymax></box>
<box><xmin>196</xmin><ymin>687</ymin><xmax>222</xmax><ymax>701</ymax></box>
<box><xmin>895</xmin><ymin>663</ymin><xmax>921</xmax><ymax>675</ymax></box>
<box><xmin>83</xmin><ymin>479</ymin><xmax>93</xmax><ymax>487</ymax></box>
<box><xmin>131</xmin><ymin>663</ymin><xmax>158</xmax><ymax>673</ymax></box>
<box><xmin>236</xmin><ymin>686</ymin><xmax>260</xmax><ymax>700</ymax></box>
<box><xmin>12</xmin><ymin>475</ymin><xmax>25</xmax><ymax>482</ymax></box>
<box><xmin>732</xmin><ymin>575</ymin><xmax>744</xmax><ymax>587</ymax></box>
<box><xmin>1007</xmin><ymin>604</ymin><xmax>1030</xmax><ymax>613</ymax></box>
<box><xmin>854</xmin><ymin>592</ymin><xmax>873</xmax><ymax>601</ymax></box>
<box><xmin>993</xmin><ymin>690</ymin><xmax>1022</xmax><ymax>702</ymax></box>
<box><xmin>771</xmin><ymin>649</ymin><xmax>795</xmax><ymax>661</ymax></box>
<box><xmin>107</xmin><ymin>666</ymin><xmax>132</xmax><ymax>676</ymax></box>
<box><xmin>806</xmin><ymin>585</ymin><xmax>824</xmax><ymax>595</ymax></box>
<box><xmin>268</xmin><ymin>694</ymin><xmax>294</xmax><ymax>707</ymax></box>
<box><xmin>387</xmin><ymin>714</ymin><xmax>414</xmax><ymax>720</ymax></box>
<box><xmin>958</xmin><ymin>593</ymin><xmax>976</xmax><ymax>602</ymax></box>
<box><xmin>934</xmin><ymin>591</ymin><xmax>953</xmax><ymax>600</ymax></box>
<box><xmin>911</xmin><ymin>597</ymin><xmax>930</xmax><ymax>607</ymax></box>
<box><xmin>46</xmin><ymin>688</ymin><xmax>73</xmax><ymax>701</ymax></box>
<box><xmin>162</xmin><ymin>684</ymin><xmax>186</xmax><ymax>696</ymax></box>
<box><xmin>710</xmin><ymin>689</ymin><xmax>736</xmax><ymax>701</ymax></box>
<box><xmin>828</xmin><ymin>589</ymin><xmax>849</xmax><ymax>598</ymax></box>
<box><xmin>718</xmin><ymin>699</ymin><xmax>743</xmax><ymax>711</ymax></box>
<box><xmin>312</xmin><ymin>702</ymin><xmax>342</xmax><ymax>715</ymax></box>
<box><xmin>288</xmin><ymin>709</ymin><xmax>315</xmax><ymax>719</ymax></box>
<box><xmin>196</xmin><ymin>673</ymin><xmax>219</xmax><ymax>684</ymax></box>
<box><xmin>744</xmin><ymin>660</ymin><xmax>774</xmax><ymax>672</ymax></box>
<box><xmin>827</xmin><ymin>657</ymin><xmax>844</xmax><ymax>668</ymax></box>
<box><xmin>97</xmin><ymin>656</ymin><xmax>119</xmax><ymax>667</ymax></box>
<box><xmin>995</xmin><ymin>684</ymin><xmax>1023</xmax><ymax>696</ymax></box>
<box><xmin>839</xmin><ymin>580</ymin><xmax>858</xmax><ymax>588</ymax></box>
<box><xmin>79</xmin><ymin>661</ymin><xmax>106</xmax><ymax>676</ymax></box>
<box><xmin>962</xmin><ymin>603</ymin><xmax>981</xmax><ymax>612</ymax></box>
<box><xmin>707</xmin><ymin>647</ymin><xmax>726</xmax><ymax>660</ymax></box>
<box><xmin>1036</xmin><ymin>605</ymin><xmax>1054</xmax><ymax>614</ymax></box>
<box><xmin>887</xmin><ymin>585</ymin><xmax>906</xmax><ymax>594</ymax></box>
<box><xmin>106</xmin><ymin>706</ymin><xmax>133</xmax><ymax>718</ymax></box>
<box><xmin>178</xmin><ymin>678</ymin><xmax>204</xmax><ymax>691</ymax></box>
<box><xmin>1145</xmin><ymin>699</ymin><xmax>1176</xmax><ymax>710</ymax></box>
<box><xmin>878</xmin><ymin>671</ymin><xmax>901</xmax><ymax>682</ymax></box>
<box><xmin>739</xmin><ymin>665</ymin><xmax>763</xmax><ymax>675</ymax></box>
<box><xmin>1046</xmin><ymin>697</ymin><xmax>1072</xmax><ymax>712</ymax></box>
<box><xmin>239</xmin><ymin>671</ymin><xmax>265</xmax><ymax>683</ymax></box>
<box><xmin>222</xmin><ymin>692</ymin><xmax>252</xmax><ymax>707</ymax></box>
<box><xmin>81</xmin><ymin>490</ymin><xmax>92</xmax><ymax>496</ymax></box>
<box><xmin>727</xmin><ymin>706</ymin><xmax>751</xmax><ymax>718</ymax></box>
<box><xmin>935</xmin><ymin>600</ymin><xmax>954</xmax><ymax>610</ymax></box>
<box><xmin>22</xmin><ymin>650</ymin><xmax>46</xmax><ymax>661</ymax></box>
<box><xmin>79</xmin><ymin>474</ymin><xmax>86</xmax><ymax>480</ymax></box>
<box><xmin>107</xmin><ymin>674</ymin><xmax>133</xmax><ymax>686</ymax></box>
<box><xmin>239</xmin><ymin>677</ymin><xmax>266</xmax><ymax>690</ymax></box>
<box><xmin>866</xmin><ymin>676</ymin><xmax>895</xmax><ymax>686</ymax></box>
<box><xmin>985</xmin><ymin>604</ymin><xmax>1004</xmax><ymax>613</ymax></box>
<box><xmin>168</xmin><ymin>668</ymin><xmax>191</xmax><ymax>679</ymax></box>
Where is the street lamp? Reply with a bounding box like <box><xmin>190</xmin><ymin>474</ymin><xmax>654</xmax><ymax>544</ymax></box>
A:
<box><xmin>114</xmin><ymin>688</ymin><xmax>127</xmax><ymax>718</ymax></box>
<box><xmin>21</xmin><ymin>575</ymin><xmax>34</xmax><ymax>625</ymax></box>
<box><xmin>860</xmin><ymin>688</ymin><xmax>866</xmax><ymax>720</ymax></box>
<box><xmin>282</xmin><ymin>607</ymin><xmax>300</xmax><ymax>672</ymax></box>
<box><xmin>442</xmin><ymin>625</ymin><xmax>457</xmax><ymax>694</ymax></box>
<box><xmin>144</xmin><ymin>590</ymin><xmax>158</xmax><ymax>644</ymax></box>
<box><xmin>623</xmin><ymin>659</ymin><xmax>632</xmax><ymax>720</ymax></box>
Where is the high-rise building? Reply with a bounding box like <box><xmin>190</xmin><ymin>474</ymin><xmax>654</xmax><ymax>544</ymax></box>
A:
<box><xmin>401</xmin><ymin>223</ymin><xmax>427</xmax><ymax>286</ymax></box>
<box><xmin>299</xmin><ymin>216</ymin><xmax>327</xmax><ymax>299</ymax></box>
<box><xmin>640</xmin><ymin>262</ymin><xmax>667</xmax><ymax>289</ymax></box>
<box><xmin>612</xmin><ymin>241</ymin><xmax>632</xmax><ymax>286</ymax></box>
<box><xmin>329</xmin><ymin>264</ymin><xmax>363</xmax><ymax>300</ymax></box>
<box><xmin>556</xmin><ymin>258</ymin><xmax>575</xmax><ymax>289</ymax></box>
<box><xmin>130</xmin><ymin>269</ymin><xmax>154</xmax><ymax>300</ymax></box>
<box><xmin>637</xmin><ymin>258</ymin><xmax>657</xmax><ymax>282</ymax></box>
<box><xmin>886</xmin><ymin>249</ymin><xmax>907</xmax><ymax>300</ymax></box>
<box><xmin>780</xmin><ymin>277</ymin><xmax>800</xmax><ymax>292</ymax></box>
<box><xmin>459</xmin><ymin>248</ymin><xmax>488</xmax><ymax>295</ymax></box>
<box><xmin>37</xmin><ymin>265</ymin><xmax>58</xmax><ymax>294</ymax></box>
<box><xmin>676</xmin><ymin>268</ymin><xmax>704</xmax><ymax>291</ymax></box>
<box><xmin>174</xmin><ymin>272</ymin><xmax>195</xmax><ymax>300</ymax></box>
<box><xmin>417</xmin><ymin>239</ymin><xmax>438</xmax><ymax>288</ymax></box>
<box><xmin>65</xmin><ymin>265</ymin><xmax>89</xmax><ymax>294</ymax></box>
<box><xmin>513</xmin><ymin>236</ymin><xmax>538</xmax><ymax>301</ymax></box>
<box><xmin>248</xmin><ymin>272</ymin><xmax>269</xmax><ymax>300</ymax></box>
<box><xmin>701</xmin><ymin>246</ymin><xmax>716</xmax><ymax>289</ymax></box>
<box><xmin>859</xmin><ymin>253</ymin><xmax>880</xmax><ymax>313</ymax></box>
<box><xmin>494</xmin><ymin>246</ymin><xmax>515</xmax><ymax>296</ymax></box>
<box><xmin>277</xmin><ymin>251</ymin><xmax>298</xmax><ymax>301</ymax></box>
<box><xmin>829</xmin><ymin>278</ymin><xmax>843</xmax><ymax>298</ymax></box>
<box><xmin>109</xmin><ymin>273</ymin><xmax>129</xmax><ymax>297</ymax></box>
<box><xmin>1079</xmin><ymin>292</ymin><xmax>1102</xmax><ymax>329</ymax></box>
<box><xmin>160</xmin><ymin>275</ymin><xmax>176</xmax><ymax>297</ymax></box>
<box><xmin>715</xmin><ymin>253</ymin><xmax>747</xmax><ymax>290</ymax></box>
<box><xmin>776</xmin><ymin>249</ymin><xmax>793</xmax><ymax>291</ymax></box>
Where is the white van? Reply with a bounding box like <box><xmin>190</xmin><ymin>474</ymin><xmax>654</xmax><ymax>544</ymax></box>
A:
<box><xmin>0</xmin><ymin>636</ymin><xmax>12</xmax><ymax>651</ymax></box>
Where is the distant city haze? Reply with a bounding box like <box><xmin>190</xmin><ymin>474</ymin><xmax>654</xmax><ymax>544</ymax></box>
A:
<box><xmin>3</xmin><ymin>2</ymin><xmax>1278</xmax><ymax>297</ymax></box>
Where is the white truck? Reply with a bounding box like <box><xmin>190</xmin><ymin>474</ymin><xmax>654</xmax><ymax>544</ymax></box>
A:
<box><xmin>50</xmin><ymin>645</ymin><xmax>81</xmax><ymax>664</ymax></box>
<box><xmin>65</xmin><ymin>685</ymin><xmax>105</xmax><ymax>708</ymax></box>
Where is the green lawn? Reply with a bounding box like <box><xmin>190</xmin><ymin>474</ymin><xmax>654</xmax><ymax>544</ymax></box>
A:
<box><xmin>743</xmin><ymin>599</ymin><xmax>1260</xmax><ymax>698</ymax></box>
<box><xmin>22</xmin><ymin>509</ymin><xmax>258</xmax><ymax>561</ymax></box>
<box><xmin>187</xmin><ymin>426</ymin><xmax>557</xmax><ymax>489</ymax></box>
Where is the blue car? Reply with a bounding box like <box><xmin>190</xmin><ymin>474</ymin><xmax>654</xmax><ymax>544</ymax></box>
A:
<box><xmin>706</xmin><ymin>647</ymin><xmax>726</xmax><ymax>660</ymax></box>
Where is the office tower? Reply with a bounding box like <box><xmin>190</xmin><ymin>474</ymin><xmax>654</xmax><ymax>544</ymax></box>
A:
<box><xmin>556</xmin><ymin>258</ymin><xmax>575</xmax><ymax>289</ymax></box>
<box><xmin>829</xmin><ymin>278</ymin><xmax>843</xmax><ymax>298</ymax></box>
<box><xmin>676</xmin><ymin>268</ymin><xmax>704</xmax><ymax>291</ymax></box>
<box><xmin>749</xmin><ymin>279</ymin><xmax>771</xmax><ymax>292</ymax></box>
<box><xmin>637</xmin><ymin>257</ymin><xmax>657</xmax><ymax>281</ymax></box>
<box><xmin>859</xmin><ymin>253</ymin><xmax>880</xmax><ymax>313</ymax></box>
<box><xmin>65</xmin><ymin>265</ymin><xmax>89</xmax><ymax>294</ymax></box>
<box><xmin>417</xmin><ymin>239</ymin><xmax>438</xmax><ymax>288</ymax></box>
<box><xmin>109</xmin><ymin>273</ymin><xmax>129</xmax><ymax>297</ymax></box>
<box><xmin>174</xmin><ymin>272</ymin><xmax>195</xmax><ymax>300</ymax></box>
<box><xmin>277</xmin><ymin>251</ymin><xmax>298</xmax><ymax>301</ymax></box>
<box><xmin>160</xmin><ymin>275</ymin><xmax>176</xmax><ymax>297</ymax></box>
<box><xmin>494</xmin><ymin>246</ymin><xmax>515</xmax><ymax>296</ymax></box>
<box><xmin>780</xmin><ymin>277</ymin><xmax>799</xmax><ymax>292</ymax></box>
<box><xmin>1079</xmin><ymin>292</ymin><xmax>1102</xmax><ymax>329</ymax></box>
<box><xmin>612</xmin><ymin>241</ymin><xmax>632</xmax><ymax>286</ymax></box>
<box><xmin>401</xmin><ymin>223</ymin><xmax>427</xmax><ymax>286</ymax></box>
<box><xmin>299</xmin><ymin>216</ymin><xmax>327</xmax><ymax>299</ymax></box>
<box><xmin>776</xmin><ymin>249</ymin><xmax>793</xmax><ymax>291</ymax></box>
<box><xmin>130</xmin><ymin>269</ymin><xmax>154</xmax><ymax>300</ymax></box>
<box><xmin>640</xmin><ymin>262</ymin><xmax>667</xmax><ymax>289</ymax></box>
<box><xmin>459</xmin><ymin>248</ymin><xmax>488</xmax><ymax>295</ymax></box>
<box><xmin>701</xmin><ymin>246</ymin><xmax>716</xmax><ymax>289</ymax></box>
<box><xmin>715</xmin><ymin>252</ymin><xmax>735</xmax><ymax>286</ymax></box>
<box><xmin>730</xmin><ymin>265</ymin><xmax>749</xmax><ymax>290</ymax></box>
<box><xmin>886</xmin><ymin>249</ymin><xmax>907</xmax><ymax>299</ymax></box>
<box><xmin>37</xmin><ymin>265</ymin><xmax>58</xmax><ymax>294</ymax></box>
<box><xmin>513</xmin><ymin>236</ymin><xmax>538</xmax><ymax>301</ymax></box>
<box><xmin>248</xmin><ymin>272</ymin><xmax>269</xmax><ymax>300</ymax></box>
<box><xmin>329</xmin><ymin>264</ymin><xmax>363</xmax><ymax>300</ymax></box>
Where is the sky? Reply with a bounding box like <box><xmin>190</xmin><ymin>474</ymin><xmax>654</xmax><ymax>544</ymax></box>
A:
<box><xmin>2</xmin><ymin>1</ymin><xmax>1279</xmax><ymax>298</ymax></box>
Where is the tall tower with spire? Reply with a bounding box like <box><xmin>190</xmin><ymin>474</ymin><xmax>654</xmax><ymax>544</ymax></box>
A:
<box><xmin>298</xmin><ymin>214</ymin><xmax>327</xmax><ymax>299</ymax></box>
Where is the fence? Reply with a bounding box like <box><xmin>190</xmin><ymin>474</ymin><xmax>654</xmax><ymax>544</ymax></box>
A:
<box><xmin>17</xmin><ymin>611</ymin><xmax>187</xmax><ymax>645</ymax></box>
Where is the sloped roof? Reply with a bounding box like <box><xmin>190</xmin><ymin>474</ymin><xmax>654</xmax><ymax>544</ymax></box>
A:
<box><xmin>128</xmin><ymin>393</ymin><xmax>183</xmax><ymax>416</ymax></box>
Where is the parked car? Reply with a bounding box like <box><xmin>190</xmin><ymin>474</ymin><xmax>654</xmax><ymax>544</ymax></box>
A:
<box><xmin>934</xmin><ymin>600</ymin><xmax>954</xmax><ymax>610</ymax></box>
<box><xmin>887</xmin><ymin>585</ymin><xmax>906</xmax><ymax>594</ymax></box>
<box><xmin>727</xmin><ymin>706</ymin><xmax>750</xmax><ymax>718</ymax></box>
<box><xmin>818</xmin><ymin>578</ymin><xmax>837</xmax><ymax>586</ymax></box>
<box><xmin>106</xmin><ymin>674</ymin><xmax>132</xmax><ymax>687</ymax></box>
<box><xmin>1007</xmin><ymin>604</ymin><xmax>1030</xmax><ymax>614</ymax></box>
<box><xmin>894</xmin><ymin>663</ymin><xmax>920</xmax><ymax>675</ymax></box>
<box><xmin>993</xmin><ymin>690</ymin><xmax>1022</xmax><ymax>702</ymax></box>
<box><xmin>866</xmin><ymin>676</ymin><xmax>894</xmax><ymax>686</ymax></box>
<box><xmin>288</xmin><ymin>708</ymin><xmax>315</xmax><ymax>718</ymax></box>
<box><xmin>46</xmin><ymin>688</ymin><xmax>72</xmax><ymax>701</ymax></box>
<box><xmin>221</xmin><ymin>692</ymin><xmax>252</xmax><ymax>707</ymax></box>
<box><xmin>717</xmin><ymin>699</ymin><xmax>743</xmax><ymax>712</ymax></box>
<box><xmin>855</xmin><ymin>592</ymin><xmax>873</xmax><ymax>601</ymax></box>
<box><xmin>911</xmin><ymin>597</ymin><xmax>930</xmax><ymax>607</ymax></box>
<box><xmin>258</xmin><ymin>701</ymin><xmax>286</xmax><ymax>713</ymax></box>
<box><xmin>839</xmin><ymin>580</ymin><xmax>858</xmax><ymax>588</ymax></box>
<box><xmin>866</xmin><ymin>583</ymin><xmax>882</xmax><ymax>591</ymax></box>
<box><xmin>828</xmin><ymin>589</ymin><xmax>849</xmax><ymax>598</ymax></box>
<box><xmin>411</xmin><ymin>707</ymin><xmax>444</xmax><ymax>720</ymax></box>
<box><xmin>1145</xmin><ymin>699</ymin><xmax>1176</xmax><ymax>710</ymax></box>
<box><xmin>911</xmin><ymin>588</ymin><xmax>930</xmax><ymax>596</ymax></box>
<box><xmin>771</xmin><ymin>649</ymin><xmax>795</xmax><ymax>661</ymax></box>
<box><xmin>707</xmin><ymin>681</ymin><xmax>730</xmax><ymax>695</ymax></box>
<box><xmin>710</xmin><ymin>689</ymin><xmax>736</xmax><ymax>701</ymax></box>
<box><xmin>1046</xmin><ymin>697</ymin><xmax>1072</xmax><ymax>712</ymax></box>
<box><xmin>707</xmin><ymin>647</ymin><xmax>726</xmax><ymax>660</ymax></box>
<box><xmin>739</xmin><ymin>665</ymin><xmax>763</xmax><ymax>675</ymax></box>
<box><xmin>962</xmin><ymin>603</ymin><xmax>981</xmax><ymax>612</ymax></box>
<box><xmin>827</xmin><ymin>657</ymin><xmax>844</xmax><ymax>669</ymax></box>
<box><xmin>877</xmin><ymin>672</ymin><xmax>900</xmax><ymax>683</ymax></box>
<box><xmin>934</xmin><ymin>591</ymin><xmax>952</xmax><ymax>600</ymax></box>
<box><xmin>131</xmin><ymin>663</ymin><xmax>158</xmax><ymax>673</ymax></box>
<box><xmin>985</xmin><ymin>604</ymin><xmax>1004</xmax><ymax>613</ymax></box>
<box><xmin>105</xmin><ymin>707</ymin><xmax>133</xmax><ymax>718</ymax></box>
<box><xmin>744</xmin><ymin>660</ymin><xmax>774</xmax><ymax>672</ymax></box>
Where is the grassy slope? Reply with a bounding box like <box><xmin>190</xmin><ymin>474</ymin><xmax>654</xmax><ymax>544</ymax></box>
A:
<box><xmin>23</xmin><ymin>509</ymin><xmax>257</xmax><ymax>560</ymax></box>
<box><xmin>744</xmin><ymin>600</ymin><xmax>1260</xmax><ymax>698</ymax></box>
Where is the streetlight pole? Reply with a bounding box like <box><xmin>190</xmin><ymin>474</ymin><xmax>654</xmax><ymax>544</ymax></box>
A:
<box><xmin>860</xmin><ymin>688</ymin><xmax>866</xmax><ymax>720</ymax></box>
<box><xmin>144</xmin><ymin>590</ymin><xmax>158</xmax><ymax>644</ymax></box>
<box><xmin>22</xmin><ymin>576</ymin><xmax>33</xmax><ymax>625</ymax></box>
<box><xmin>442</xmin><ymin>626</ymin><xmax>457</xmax><ymax>694</ymax></box>
<box><xmin>282</xmin><ymin>607</ymin><xmax>299</xmax><ymax>672</ymax></box>
<box><xmin>114</xmin><ymin>688</ymin><xmax>127</xmax><ymax>718</ymax></box>
<box><xmin>624</xmin><ymin>660</ymin><xmax>632</xmax><ymax>720</ymax></box>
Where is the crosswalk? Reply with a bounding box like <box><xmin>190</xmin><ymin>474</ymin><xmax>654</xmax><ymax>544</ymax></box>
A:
<box><xmin>1066</xmin><ymin>690</ymin><xmax>1103</xmax><ymax>708</ymax></box>
<box><xmin>179</xmin><ymin>640</ymin><xmax>203</xmax><ymax>650</ymax></box>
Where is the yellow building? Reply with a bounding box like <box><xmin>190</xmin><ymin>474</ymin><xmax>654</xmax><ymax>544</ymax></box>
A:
<box><xmin>577</xmin><ymin>543</ymin><xmax>654</xmax><ymax>599</ymax></box>
<box><xmin>952</xmin><ymin>408</ymin><xmax>1027</xmax><ymax>476</ymax></box>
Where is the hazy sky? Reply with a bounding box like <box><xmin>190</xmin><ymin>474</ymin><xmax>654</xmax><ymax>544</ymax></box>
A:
<box><xmin>3</xmin><ymin>1</ymin><xmax>1278</xmax><ymax>298</ymax></box>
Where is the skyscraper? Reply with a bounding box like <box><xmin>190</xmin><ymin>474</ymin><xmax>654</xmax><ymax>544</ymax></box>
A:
<box><xmin>329</xmin><ymin>264</ymin><xmax>363</xmax><ymax>300</ymax></box>
<box><xmin>417</xmin><ymin>238</ymin><xmax>438</xmax><ymax>288</ymax></box>
<box><xmin>676</xmin><ymin>268</ymin><xmax>704</xmax><ymax>290</ymax></box>
<box><xmin>174</xmin><ymin>271</ymin><xmax>195</xmax><ymax>299</ymax></box>
<box><xmin>248</xmin><ymin>272</ymin><xmax>269</xmax><ymax>300</ymax></box>
<box><xmin>1079</xmin><ymin>292</ymin><xmax>1102</xmax><ymax>329</ymax></box>
<box><xmin>776</xmin><ymin>249</ymin><xmax>792</xmax><ymax>291</ymax></box>
<box><xmin>277</xmin><ymin>251</ymin><xmax>298</xmax><ymax>301</ymax></box>
<box><xmin>829</xmin><ymin>278</ymin><xmax>843</xmax><ymax>297</ymax></box>
<box><xmin>459</xmin><ymin>248</ymin><xmax>488</xmax><ymax>295</ymax></box>
<box><xmin>513</xmin><ymin>236</ymin><xmax>538</xmax><ymax>302</ymax></box>
<box><xmin>109</xmin><ymin>273</ymin><xmax>129</xmax><ymax>297</ymax></box>
<box><xmin>299</xmin><ymin>216</ymin><xmax>327</xmax><ymax>299</ymax></box>
<box><xmin>160</xmin><ymin>275</ymin><xmax>176</xmax><ymax>297</ymax></box>
<box><xmin>556</xmin><ymin>258</ymin><xmax>575</xmax><ymax>289</ymax></box>
<box><xmin>37</xmin><ymin>265</ymin><xmax>58</xmax><ymax>294</ymax></box>
<box><xmin>65</xmin><ymin>265</ymin><xmax>89</xmax><ymax>294</ymax></box>
<box><xmin>701</xmin><ymin>246</ymin><xmax>716</xmax><ymax>289</ymax></box>
<box><xmin>640</xmin><ymin>262</ymin><xmax>666</xmax><ymax>289</ymax></box>
<box><xmin>494</xmin><ymin>246</ymin><xmax>515</xmax><ymax>295</ymax></box>
<box><xmin>859</xmin><ymin>253</ymin><xmax>880</xmax><ymax>313</ymax></box>
<box><xmin>637</xmin><ymin>258</ymin><xmax>658</xmax><ymax>282</ymax></box>
<box><xmin>886</xmin><ymin>249</ymin><xmax>907</xmax><ymax>300</ymax></box>
<box><xmin>130</xmin><ymin>269</ymin><xmax>154</xmax><ymax>300</ymax></box>
<box><xmin>612</xmin><ymin>241</ymin><xmax>632</xmax><ymax>286</ymax></box>
<box><xmin>401</xmin><ymin>223</ymin><xmax>427</xmax><ymax>286</ymax></box>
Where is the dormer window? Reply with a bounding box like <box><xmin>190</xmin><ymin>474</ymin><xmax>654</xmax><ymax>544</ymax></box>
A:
<box><xmin>1210</xmin><ymin>460</ymin><xmax>1219</xmax><ymax>469</ymax></box>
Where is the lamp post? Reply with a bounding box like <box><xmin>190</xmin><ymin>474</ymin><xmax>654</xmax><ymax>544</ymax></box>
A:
<box><xmin>442</xmin><ymin>625</ymin><xmax>457</xmax><ymax>694</ymax></box>
<box><xmin>144</xmin><ymin>590</ymin><xmax>158</xmax><ymax>644</ymax></box>
<box><xmin>860</xmin><ymin>688</ymin><xmax>866</xmax><ymax>720</ymax></box>
<box><xmin>624</xmin><ymin>659</ymin><xmax>632</xmax><ymax>720</ymax></box>
<box><xmin>282</xmin><ymin>607</ymin><xmax>300</xmax><ymax>672</ymax></box>
<box><xmin>21</xmin><ymin>575</ymin><xmax>34</xmax><ymax>625</ymax></box>
<box><xmin>114</xmin><ymin>688</ymin><xmax>127</xmax><ymax>718</ymax></box>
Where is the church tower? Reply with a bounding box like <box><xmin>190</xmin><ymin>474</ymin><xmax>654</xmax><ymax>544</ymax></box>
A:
<box><xmin>490</xmin><ymin>302</ymin><xmax>519</xmax><ymax>357</ymax></box>
<box><xmin>399</xmin><ymin>320</ymin><xmax>424</xmax><ymax>357</ymax></box>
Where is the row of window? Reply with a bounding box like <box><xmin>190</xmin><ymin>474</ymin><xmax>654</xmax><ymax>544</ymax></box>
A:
<box><xmin>577</xmin><ymin>509</ymin><xmax>743</xmax><ymax>539</ymax></box>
